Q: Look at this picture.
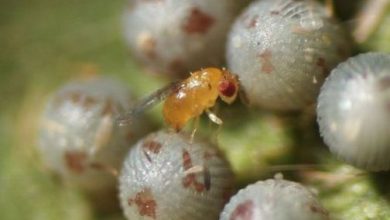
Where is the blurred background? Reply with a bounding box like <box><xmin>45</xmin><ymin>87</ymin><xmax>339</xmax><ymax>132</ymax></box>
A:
<box><xmin>1</xmin><ymin>0</ymin><xmax>390</xmax><ymax>220</ymax></box>
<box><xmin>0</xmin><ymin>1</ymin><xmax>153</xmax><ymax>219</ymax></box>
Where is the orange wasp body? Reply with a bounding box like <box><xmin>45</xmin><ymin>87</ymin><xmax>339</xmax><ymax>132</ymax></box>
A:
<box><xmin>118</xmin><ymin>67</ymin><xmax>239</xmax><ymax>131</ymax></box>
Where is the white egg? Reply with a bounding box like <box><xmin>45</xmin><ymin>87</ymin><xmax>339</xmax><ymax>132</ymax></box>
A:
<box><xmin>317</xmin><ymin>52</ymin><xmax>390</xmax><ymax>171</ymax></box>
<box><xmin>220</xmin><ymin>178</ymin><xmax>329</xmax><ymax>220</ymax></box>
<box><xmin>39</xmin><ymin>77</ymin><xmax>151</xmax><ymax>194</ymax></box>
<box><xmin>119</xmin><ymin>130</ymin><xmax>234</xmax><ymax>220</ymax></box>
<box><xmin>227</xmin><ymin>0</ymin><xmax>351</xmax><ymax>110</ymax></box>
<box><xmin>123</xmin><ymin>0</ymin><xmax>250</xmax><ymax>77</ymax></box>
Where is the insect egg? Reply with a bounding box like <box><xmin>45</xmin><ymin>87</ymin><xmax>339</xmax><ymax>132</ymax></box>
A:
<box><xmin>220</xmin><ymin>178</ymin><xmax>329</xmax><ymax>220</ymax></box>
<box><xmin>123</xmin><ymin>0</ymin><xmax>250</xmax><ymax>77</ymax></box>
<box><xmin>119</xmin><ymin>130</ymin><xmax>235</xmax><ymax>220</ymax></box>
<box><xmin>226</xmin><ymin>0</ymin><xmax>351</xmax><ymax>110</ymax></box>
<box><xmin>317</xmin><ymin>52</ymin><xmax>390</xmax><ymax>171</ymax></box>
<box><xmin>38</xmin><ymin>77</ymin><xmax>152</xmax><ymax>198</ymax></box>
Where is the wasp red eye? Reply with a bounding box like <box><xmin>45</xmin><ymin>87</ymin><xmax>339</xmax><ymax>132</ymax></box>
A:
<box><xmin>219</xmin><ymin>80</ymin><xmax>237</xmax><ymax>97</ymax></box>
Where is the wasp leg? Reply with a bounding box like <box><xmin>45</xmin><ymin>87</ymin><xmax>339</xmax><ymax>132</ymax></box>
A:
<box><xmin>183</xmin><ymin>165</ymin><xmax>203</xmax><ymax>175</ymax></box>
<box><xmin>205</xmin><ymin>109</ymin><xmax>223</xmax><ymax>125</ymax></box>
<box><xmin>205</xmin><ymin>108</ymin><xmax>223</xmax><ymax>144</ymax></box>
<box><xmin>190</xmin><ymin>116</ymin><xmax>200</xmax><ymax>144</ymax></box>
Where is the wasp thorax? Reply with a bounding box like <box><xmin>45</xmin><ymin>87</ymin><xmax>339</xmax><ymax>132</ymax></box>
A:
<box><xmin>163</xmin><ymin>68</ymin><xmax>239</xmax><ymax>130</ymax></box>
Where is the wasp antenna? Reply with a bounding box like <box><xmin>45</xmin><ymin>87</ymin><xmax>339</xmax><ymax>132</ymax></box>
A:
<box><xmin>190</xmin><ymin>116</ymin><xmax>200</xmax><ymax>143</ymax></box>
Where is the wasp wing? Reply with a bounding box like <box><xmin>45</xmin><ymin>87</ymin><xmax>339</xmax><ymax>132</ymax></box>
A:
<box><xmin>117</xmin><ymin>81</ymin><xmax>181</xmax><ymax>126</ymax></box>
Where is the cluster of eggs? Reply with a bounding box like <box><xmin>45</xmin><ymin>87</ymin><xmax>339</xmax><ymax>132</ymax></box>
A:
<box><xmin>38</xmin><ymin>0</ymin><xmax>390</xmax><ymax>219</ymax></box>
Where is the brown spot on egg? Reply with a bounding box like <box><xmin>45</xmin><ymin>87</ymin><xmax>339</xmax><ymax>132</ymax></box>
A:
<box><xmin>259</xmin><ymin>49</ymin><xmax>274</xmax><ymax>74</ymax></box>
<box><xmin>128</xmin><ymin>188</ymin><xmax>157</xmax><ymax>219</ymax></box>
<box><xmin>142</xmin><ymin>140</ymin><xmax>162</xmax><ymax>154</ymax></box>
<box><xmin>182</xmin><ymin>7</ymin><xmax>215</xmax><ymax>34</ymax></box>
<box><xmin>142</xmin><ymin>139</ymin><xmax>162</xmax><ymax>162</ymax></box>
<box><xmin>182</xmin><ymin>174</ymin><xmax>206</xmax><ymax>193</ymax></box>
<box><xmin>230</xmin><ymin>200</ymin><xmax>254</xmax><ymax>220</ymax></box>
<box><xmin>64</xmin><ymin>151</ymin><xmax>87</xmax><ymax>174</ymax></box>
<box><xmin>194</xmin><ymin>181</ymin><xmax>206</xmax><ymax>192</ymax></box>
<box><xmin>182</xmin><ymin>149</ymin><xmax>193</xmax><ymax>170</ymax></box>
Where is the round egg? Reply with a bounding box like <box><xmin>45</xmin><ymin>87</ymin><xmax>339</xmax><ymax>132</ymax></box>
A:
<box><xmin>38</xmin><ymin>77</ymin><xmax>151</xmax><ymax>194</ymax></box>
<box><xmin>317</xmin><ymin>52</ymin><xmax>390</xmax><ymax>171</ymax></box>
<box><xmin>227</xmin><ymin>0</ymin><xmax>351</xmax><ymax>110</ymax></box>
<box><xmin>220</xmin><ymin>178</ymin><xmax>329</xmax><ymax>220</ymax></box>
<box><xmin>123</xmin><ymin>0</ymin><xmax>249</xmax><ymax>77</ymax></box>
<box><xmin>119</xmin><ymin>130</ymin><xmax>234</xmax><ymax>220</ymax></box>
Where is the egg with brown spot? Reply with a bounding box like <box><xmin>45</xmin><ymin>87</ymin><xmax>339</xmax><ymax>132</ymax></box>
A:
<box><xmin>119</xmin><ymin>130</ymin><xmax>235</xmax><ymax>220</ymax></box>
<box><xmin>226</xmin><ymin>0</ymin><xmax>351</xmax><ymax>110</ymax></box>
<box><xmin>38</xmin><ymin>77</ymin><xmax>152</xmax><ymax>200</ymax></box>
<box><xmin>123</xmin><ymin>0</ymin><xmax>251</xmax><ymax>77</ymax></box>
<box><xmin>220</xmin><ymin>178</ymin><xmax>329</xmax><ymax>220</ymax></box>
